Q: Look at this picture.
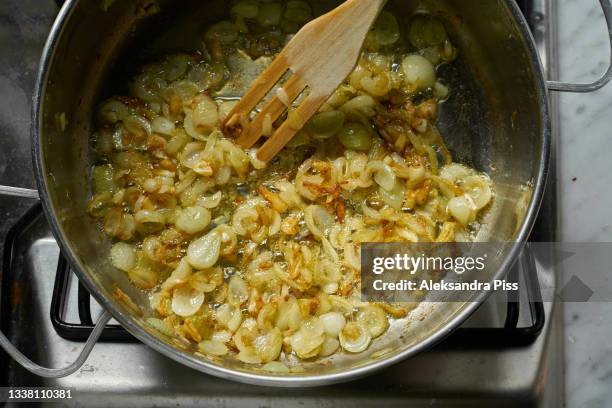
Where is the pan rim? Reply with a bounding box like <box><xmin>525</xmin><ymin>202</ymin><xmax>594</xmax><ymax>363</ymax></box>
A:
<box><xmin>31</xmin><ymin>0</ymin><xmax>551</xmax><ymax>387</ymax></box>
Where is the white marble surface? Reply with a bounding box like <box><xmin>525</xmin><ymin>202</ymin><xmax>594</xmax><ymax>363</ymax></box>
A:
<box><xmin>558</xmin><ymin>0</ymin><xmax>612</xmax><ymax>407</ymax></box>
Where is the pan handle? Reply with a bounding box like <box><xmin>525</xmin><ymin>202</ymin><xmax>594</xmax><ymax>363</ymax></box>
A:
<box><xmin>0</xmin><ymin>311</ymin><xmax>111</xmax><ymax>378</ymax></box>
<box><xmin>0</xmin><ymin>185</ymin><xmax>39</xmax><ymax>200</ymax></box>
<box><xmin>547</xmin><ymin>0</ymin><xmax>612</xmax><ymax>93</ymax></box>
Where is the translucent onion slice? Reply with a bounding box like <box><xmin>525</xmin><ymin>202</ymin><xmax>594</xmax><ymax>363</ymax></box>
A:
<box><xmin>171</xmin><ymin>285</ymin><xmax>205</xmax><ymax>317</ymax></box>
<box><xmin>228</xmin><ymin>276</ymin><xmax>250</xmax><ymax>307</ymax></box>
<box><xmin>110</xmin><ymin>242</ymin><xmax>136</xmax><ymax>272</ymax></box>
<box><xmin>340</xmin><ymin>95</ymin><xmax>376</xmax><ymax>118</ymax></box>
<box><xmin>447</xmin><ymin>196</ymin><xmax>475</xmax><ymax>227</ymax></box>
<box><xmin>402</xmin><ymin>54</ymin><xmax>436</xmax><ymax>91</ymax></box>
<box><xmin>319</xmin><ymin>312</ymin><xmax>346</xmax><ymax>337</ymax></box>
<box><xmin>379</xmin><ymin>181</ymin><xmax>406</xmax><ymax>210</ymax></box>
<box><xmin>439</xmin><ymin>163</ymin><xmax>471</xmax><ymax>184</ymax></box>
<box><xmin>257</xmin><ymin>303</ymin><xmax>279</xmax><ymax>330</ymax></box>
<box><xmin>123</xmin><ymin>114</ymin><xmax>152</xmax><ymax>137</ymax></box>
<box><xmin>211</xmin><ymin>330</ymin><xmax>233</xmax><ymax>344</ymax></box>
<box><xmin>216</xmin><ymin>303</ymin><xmax>243</xmax><ymax>332</ymax></box>
<box><xmin>128</xmin><ymin>266</ymin><xmax>159</xmax><ymax>290</ymax></box>
<box><xmin>175</xmin><ymin>206</ymin><xmax>211</xmax><ymax>234</ymax></box>
<box><xmin>198</xmin><ymin>340</ymin><xmax>229</xmax><ymax>356</ymax></box>
<box><xmin>462</xmin><ymin>175</ymin><xmax>492</xmax><ymax>210</ymax></box>
<box><xmin>262</xmin><ymin>361</ymin><xmax>290</xmax><ymax>373</ymax></box>
<box><xmin>186</xmin><ymin>230</ymin><xmax>221</xmax><ymax>269</ymax></box>
<box><xmin>276</xmin><ymin>298</ymin><xmax>302</xmax><ymax>331</ymax></box>
<box><xmin>300</xmin><ymin>317</ymin><xmax>325</xmax><ymax>339</ymax></box>
<box><xmin>188</xmin><ymin>94</ymin><xmax>219</xmax><ymax>134</ymax></box>
<box><xmin>319</xmin><ymin>336</ymin><xmax>340</xmax><ymax>357</ymax></box>
<box><xmin>233</xmin><ymin>326</ymin><xmax>255</xmax><ymax>352</ymax></box>
<box><xmin>289</xmin><ymin>330</ymin><xmax>325</xmax><ymax>359</ymax></box>
<box><xmin>151</xmin><ymin>116</ymin><xmax>175</xmax><ymax>135</ymax></box>
<box><xmin>367</xmin><ymin>161</ymin><xmax>396</xmax><ymax>191</ymax></box>
<box><xmin>145</xmin><ymin>318</ymin><xmax>175</xmax><ymax>337</ymax></box>
<box><xmin>134</xmin><ymin>210</ymin><xmax>165</xmax><ymax>234</ymax></box>
<box><xmin>99</xmin><ymin>100</ymin><xmax>129</xmax><ymax>124</ymax></box>
<box><xmin>254</xmin><ymin>328</ymin><xmax>282</xmax><ymax>363</ymax></box>
<box><xmin>304</xmin><ymin>205</ymin><xmax>335</xmax><ymax>239</ymax></box>
<box><xmin>237</xmin><ymin>348</ymin><xmax>262</xmax><ymax>364</ymax></box>
<box><xmin>161</xmin><ymin>257</ymin><xmax>192</xmax><ymax>291</ymax></box>
<box><xmin>323</xmin><ymin>282</ymin><xmax>339</xmax><ymax>295</ymax></box>
<box><xmin>196</xmin><ymin>191</ymin><xmax>223</xmax><ymax>209</ymax></box>
<box><xmin>339</xmin><ymin>321</ymin><xmax>372</xmax><ymax>353</ymax></box>
<box><xmin>355</xmin><ymin>305</ymin><xmax>388</xmax><ymax>338</ymax></box>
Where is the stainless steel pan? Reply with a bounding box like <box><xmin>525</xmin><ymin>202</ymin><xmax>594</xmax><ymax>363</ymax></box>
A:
<box><xmin>1</xmin><ymin>0</ymin><xmax>611</xmax><ymax>387</ymax></box>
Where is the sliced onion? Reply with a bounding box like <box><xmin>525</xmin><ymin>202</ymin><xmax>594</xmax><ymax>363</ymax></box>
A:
<box><xmin>356</xmin><ymin>305</ymin><xmax>388</xmax><ymax>338</ymax></box>
<box><xmin>448</xmin><ymin>196</ymin><xmax>475</xmax><ymax>227</ymax></box>
<box><xmin>368</xmin><ymin>161</ymin><xmax>396</xmax><ymax>191</ymax></box>
<box><xmin>187</xmin><ymin>94</ymin><xmax>218</xmax><ymax>134</ymax></box>
<box><xmin>134</xmin><ymin>210</ymin><xmax>166</xmax><ymax>233</ymax></box>
<box><xmin>462</xmin><ymin>175</ymin><xmax>492</xmax><ymax>210</ymax></box>
<box><xmin>145</xmin><ymin>317</ymin><xmax>175</xmax><ymax>337</ymax></box>
<box><xmin>215</xmin><ymin>165</ymin><xmax>232</xmax><ymax>185</ymax></box>
<box><xmin>237</xmin><ymin>348</ymin><xmax>262</xmax><ymax>364</ymax></box>
<box><xmin>232</xmin><ymin>206</ymin><xmax>259</xmax><ymax>236</ymax></box>
<box><xmin>340</xmin><ymin>95</ymin><xmax>376</xmax><ymax>118</ymax></box>
<box><xmin>319</xmin><ymin>336</ymin><xmax>340</xmax><ymax>357</ymax></box>
<box><xmin>216</xmin><ymin>303</ymin><xmax>243</xmax><ymax>332</ymax></box>
<box><xmin>110</xmin><ymin>242</ymin><xmax>136</xmax><ymax>272</ymax></box>
<box><xmin>289</xmin><ymin>329</ymin><xmax>324</xmax><ymax>359</ymax></box>
<box><xmin>187</xmin><ymin>230</ymin><xmax>221</xmax><ymax>269</ymax></box>
<box><xmin>99</xmin><ymin>99</ymin><xmax>130</xmax><ymax>124</ymax></box>
<box><xmin>196</xmin><ymin>191</ymin><xmax>223</xmax><ymax>209</ymax></box>
<box><xmin>300</xmin><ymin>317</ymin><xmax>325</xmax><ymax>338</ymax></box>
<box><xmin>175</xmin><ymin>206</ymin><xmax>211</xmax><ymax>234</ymax></box>
<box><xmin>123</xmin><ymin>114</ymin><xmax>152</xmax><ymax>137</ymax></box>
<box><xmin>228</xmin><ymin>275</ymin><xmax>249</xmax><ymax>307</ymax></box>
<box><xmin>162</xmin><ymin>54</ymin><xmax>191</xmax><ymax>82</ymax></box>
<box><xmin>304</xmin><ymin>205</ymin><xmax>335</xmax><ymax>239</ymax></box>
<box><xmin>257</xmin><ymin>303</ymin><xmax>279</xmax><ymax>329</ymax></box>
<box><xmin>339</xmin><ymin>321</ymin><xmax>371</xmax><ymax>353</ymax></box>
<box><xmin>254</xmin><ymin>328</ymin><xmax>282</xmax><ymax>363</ymax></box>
<box><xmin>407</xmin><ymin>165</ymin><xmax>426</xmax><ymax>187</ymax></box>
<box><xmin>212</xmin><ymin>330</ymin><xmax>233</xmax><ymax>344</ymax></box>
<box><xmin>402</xmin><ymin>54</ymin><xmax>436</xmax><ymax>91</ymax></box>
<box><xmin>180</xmin><ymin>142</ymin><xmax>205</xmax><ymax>169</ymax></box>
<box><xmin>161</xmin><ymin>257</ymin><xmax>192</xmax><ymax>291</ymax></box>
<box><xmin>319</xmin><ymin>312</ymin><xmax>346</xmax><ymax>337</ymax></box>
<box><xmin>198</xmin><ymin>340</ymin><xmax>229</xmax><ymax>356</ymax></box>
<box><xmin>171</xmin><ymin>285</ymin><xmax>205</xmax><ymax>317</ymax></box>
<box><xmin>262</xmin><ymin>361</ymin><xmax>290</xmax><ymax>373</ymax></box>
<box><xmin>379</xmin><ymin>181</ymin><xmax>406</xmax><ymax>210</ymax></box>
<box><xmin>151</xmin><ymin>116</ymin><xmax>175</xmax><ymax>135</ymax></box>
<box><xmin>439</xmin><ymin>163</ymin><xmax>470</xmax><ymax>183</ymax></box>
<box><xmin>127</xmin><ymin>265</ymin><xmax>160</xmax><ymax>290</ymax></box>
<box><xmin>276</xmin><ymin>297</ymin><xmax>302</xmax><ymax>331</ymax></box>
<box><xmin>233</xmin><ymin>326</ymin><xmax>255</xmax><ymax>352</ymax></box>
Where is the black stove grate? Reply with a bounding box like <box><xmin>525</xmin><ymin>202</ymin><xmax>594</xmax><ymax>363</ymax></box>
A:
<box><xmin>2</xmin><ymin>204</ymin><xmax>545</xmax><ymax>349</ymax></box>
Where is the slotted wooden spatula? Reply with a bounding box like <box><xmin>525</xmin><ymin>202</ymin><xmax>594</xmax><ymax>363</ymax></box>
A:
<box><xmin>223</xmin><ymin>0</ymin><xmax>387</xmax><ymax>162</ymax></box>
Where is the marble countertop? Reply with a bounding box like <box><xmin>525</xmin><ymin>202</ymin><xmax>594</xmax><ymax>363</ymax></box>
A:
<box><xmin>558</xmin><ymin>0</ymin><xmax>612</xmax><ymax>407</ymax></box>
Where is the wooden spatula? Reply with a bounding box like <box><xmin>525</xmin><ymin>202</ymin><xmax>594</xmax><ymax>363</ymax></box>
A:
<box><xmin>223</xmin><ymin>0</ymin><xmax>387</xmax><ymax>162</ymax></box>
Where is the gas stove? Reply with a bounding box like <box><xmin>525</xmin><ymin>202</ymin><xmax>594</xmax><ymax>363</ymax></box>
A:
<box><xmin>0</xmin><ymin>0</ymin><xmax>562</xmax><ymax>406</ymax></box>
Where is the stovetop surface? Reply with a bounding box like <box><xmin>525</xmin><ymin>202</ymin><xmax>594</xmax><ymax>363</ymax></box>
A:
<box><xmin>0</xmin><ymin>0</ymin><xmax>562</xmax><ymax>407</ymax></box>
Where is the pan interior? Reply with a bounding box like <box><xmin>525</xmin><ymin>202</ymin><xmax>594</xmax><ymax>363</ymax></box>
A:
<box><xmin>36</xmin><ymin>0</ymin><xmax>546</xmax><ymax>383</ymax></box>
